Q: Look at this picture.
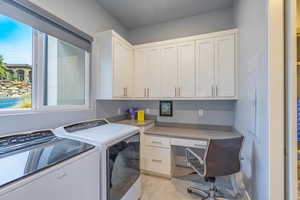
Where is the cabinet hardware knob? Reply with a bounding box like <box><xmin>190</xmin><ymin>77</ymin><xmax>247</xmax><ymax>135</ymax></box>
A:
<box><xmin>152</xmin><ymin>159</ymin><xmax>162</xmax><ymax>163</ymax></box>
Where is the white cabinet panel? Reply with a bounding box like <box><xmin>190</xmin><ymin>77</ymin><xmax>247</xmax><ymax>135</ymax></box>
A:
<box><xmin>146</xmin><ymin>48</ymin><xmax>161</xmax><ymax>98</ymax></box>
<box><xmin>196</xmin><ymin>39</ymin><xmax>215</xmax><ymax>97</ymax></box>
<box><xmin>134</xmin><ymin>49</ymin><xmax>148</xmax><ymax>98</ymax></box>
<box><xmin>178</xmin><ymin>41</ymin><xmax>196</xmax><ymax>97</ymax></box>
<box><xmin>96</xmin><ymin>30</ymin><xmax>133</xmax><ymax>99</ymax></box>
<box><xmin>214</xmin><ymin>35</ymin><xmax>236</xmax><ymax>98</ymax></box>
<box><xmin>113</xmin><ymin>38</ymin><xmax>133</xmax><ymax>98</ymax></box>
<box><xmin>161</xmin><ymin>45</ymin><xmax>178</xmax><ymax>98</ymax></box>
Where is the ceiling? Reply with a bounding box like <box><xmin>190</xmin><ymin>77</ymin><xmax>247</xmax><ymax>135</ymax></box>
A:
<box><xmin>97</xmin><ymin>0</ymin><xmax>235</xmax><ymax>30</ymax></box>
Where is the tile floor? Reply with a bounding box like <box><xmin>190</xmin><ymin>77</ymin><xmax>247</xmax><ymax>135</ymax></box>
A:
<box><xmin>140</xmin><ymin>174</ymin><xmax>243</xmax><ymax>200</ymax></box>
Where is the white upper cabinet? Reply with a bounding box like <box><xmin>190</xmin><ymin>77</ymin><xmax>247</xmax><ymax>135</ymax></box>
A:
<box><xmin>145</xmin><ymin>48</ymin><xmax>161</xmax><ymax>98</ymax></box>
<box><xmin>161</xmin><ymin>45</ymin><xmax>178</xmax><ymax>98</ymax></box>
<box><xmin>195</xmin><ymin>33</ymin><xmax>237</xmax><ymax>99</ymax></box>
<box><xmin>95</xmin><ymin>30</ymin><xmax>133</xmax><ymax>99</ymax></box>
<box><xmin>177</xmin><ymin>41</ymin><xmax>196</xmax><ymax>98</ymax></box>
<box><xmin>214</xmin><ymin>35</ymin><xmax>236</xmax><ymax>98</ymax></box>
<box><xmin>113</xmin><ymin>38</ymin><xmax>133</xmax><ymax>97</ymax></box>
<box><xmin>95</xmin><ymin>29</ymin><xmax>238</xmax><ymax>100</ymax></box>
<box><xmin>196</xmin><ymin>39</ymin><xmax>215</xmax><ymax>98</ymax></box>
<box><xmin>134</xmin><ymin>49</ymin><xmax>147</xmax><ymax>98</ymax></box>
<box><xmin>134</xmin><ymin>48</ymin><xmax>161</xmax><ymax>98</ymax></box>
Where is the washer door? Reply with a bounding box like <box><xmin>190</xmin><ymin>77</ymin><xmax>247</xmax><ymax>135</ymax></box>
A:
<box><xmin>107</xmin><ymin>133</ymin><xmax>140</xmax><ymax>200</ymax></box>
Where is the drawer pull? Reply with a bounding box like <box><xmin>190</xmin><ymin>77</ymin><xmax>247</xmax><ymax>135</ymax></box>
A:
<box><xmin>152</xmin><ymin>141</ymin><xmax>162</xmax><ymax>145</ymax></box>
<box><xmin>152</xmin><ymin>159</ymin><xmax>162</xmax><ymax>163</ymax></box>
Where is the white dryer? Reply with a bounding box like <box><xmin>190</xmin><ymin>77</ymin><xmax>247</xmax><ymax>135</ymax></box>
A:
<box><xmin>54</xmin><ymin>119</ymin><xmax>141</xmax><ymax>200</ymax></box>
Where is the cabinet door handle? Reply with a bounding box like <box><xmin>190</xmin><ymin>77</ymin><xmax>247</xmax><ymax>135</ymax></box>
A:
<box><xmin>123</xmin><ymin>88</ymin><xmax>126</xmax><ymax>97</ymax></box>
<box><xmin>215</xmin><ymin>86</ymin><xmax>218</xmax><ymax>97</ymax></box>
<box><xmin>211</xmin><ymin>86</ymin><xmax>214</xmax><ymax>97</ymax></box>
<box><xmin>175</xmin><ymin>88</ymin><xmax>177</xmax><ymax>97</ymax></box>
<box><xmin>152</xmin><ymin>141</ymin><xmax>162</xmax><ymax>145</ymax></box>
<box><xmin>125</xmin><ymin>88</ymin><xmax>128</xmax><ymax>97</ymax></box>
<box><xmin>152</xmin><ymin>159</ymin><xmax>162</xmax><ymax>163</ymax></box>
<box><xmin>144</xmin><ymin>88</ymin><xmax>147</xmax><ymax>97</ymax></box>
<box><xmin>147</xmin><ymin>88</ymin><xmax>150</xmax><ymax>97</ymax></box>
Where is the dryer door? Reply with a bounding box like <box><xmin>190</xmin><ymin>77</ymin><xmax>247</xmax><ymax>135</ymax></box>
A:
<box><xmin>107</xmin><ymin>133</ymin><xmax>140</xmax><ymax>200</ymax></box>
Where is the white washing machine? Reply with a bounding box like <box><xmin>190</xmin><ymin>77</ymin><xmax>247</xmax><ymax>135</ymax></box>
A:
<box><xmin>0</xmin><ymin>130</ymin><xmax>99</xmax><ymax>200</ymax></box>
<box><xmin>53</xmin><ymin>119</ymin><xmax>141</xmax><ymax>200</ymax></box>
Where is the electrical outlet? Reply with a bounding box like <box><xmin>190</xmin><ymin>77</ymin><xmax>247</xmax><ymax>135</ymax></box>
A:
<box><xmin>198</xmin><ymin>109</ymin><xmax>204</xmax><ymax>117</ymax></box>
<box><xmin>146</xmin><ymin>108</ymin><xmax>150</xmax><ymax>114</ymax></box>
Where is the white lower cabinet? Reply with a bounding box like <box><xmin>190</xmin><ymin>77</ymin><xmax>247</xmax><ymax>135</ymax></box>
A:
<box><xmin>143</xmin><ymin>146</ymin><xmax>171</xmax><ymax>176</ymax></box>
<box><xmin>142</xmin><ymin>135</ymin><xmax>171</xmax><ymax>177</ymax></box>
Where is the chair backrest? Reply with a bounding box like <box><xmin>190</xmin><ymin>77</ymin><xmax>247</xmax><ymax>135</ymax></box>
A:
<box><xmin>205</xmin><ymin>136</ymin><xmax>244</xmax><ymax>177</ymax></box>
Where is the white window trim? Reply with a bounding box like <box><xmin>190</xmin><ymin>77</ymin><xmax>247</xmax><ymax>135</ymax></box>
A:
<box><xmin>0</xmin><ymin>30</ymin><xmax>91</xmax><ymax>115</ymax></box>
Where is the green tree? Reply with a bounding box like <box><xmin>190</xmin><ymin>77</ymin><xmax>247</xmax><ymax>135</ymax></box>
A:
<box><xmin>0</xmin><ymin>55</ymin><xmax>7</xmax><ymax>79</ymax></box>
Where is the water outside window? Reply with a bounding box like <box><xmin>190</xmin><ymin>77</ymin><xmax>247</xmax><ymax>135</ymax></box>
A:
<box><xmin>0</xmin><ymin>15</ymin><xmax>32</xmax><ymax>109</ymax></box>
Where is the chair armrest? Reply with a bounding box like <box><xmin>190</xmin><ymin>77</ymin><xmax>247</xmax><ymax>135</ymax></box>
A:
<box><xmin>185</xmin><ymin>148</ymin><xmax>204</xmax><ymax>165</ymax></box>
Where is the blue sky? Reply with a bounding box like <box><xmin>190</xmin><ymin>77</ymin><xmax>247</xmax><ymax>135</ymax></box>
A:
<box><xmin>0</xmin><ymin>15</ymin><xmax>32</xmax><ymax>65</ymax></box>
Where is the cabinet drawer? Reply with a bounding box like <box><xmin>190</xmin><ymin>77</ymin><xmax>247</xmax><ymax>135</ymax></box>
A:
<box><xmin>143</xmin><ymin>146</ymin><xmax>171</xmax><ymax>175</ymax></box>
<box><xmin>171</xmin><ymin>138</ymin><xmax>207</xmax><ymax>149</ymax></box>
<box><xmin>144</xmin><ymin>135</ymin><xmax>170</xmax><ymax>148</ymax></box>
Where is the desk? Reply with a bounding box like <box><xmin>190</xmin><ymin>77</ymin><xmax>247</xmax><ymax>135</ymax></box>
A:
<box><xmin>142</xmin><ymin>125</ymin><xmax>241</xmax><ymax>178</ymax></box>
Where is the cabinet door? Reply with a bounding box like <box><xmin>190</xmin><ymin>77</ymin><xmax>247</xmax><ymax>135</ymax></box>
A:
<box><xmin>145</xmin><ymin>48</ymin><xmax>161</xmax><ymax>98</ymax></box>
<box><xmin>124</xmin><ymin>48</ymin><xmax>133</xmax><ymax>97</ymax></box>
<box><xmin>177</xmin><ymin>41</ymin><xmax>196</xmax><ymax>97</ymax></box>
<box><xmin>113</xmin><ymin>38</ymin><xmax>132</xmax><ymax>97</ymax></box>
<box><xmin>134</xmin><ymin>49</ymin><xmax>148</xmax><ymax>97</ymax></box>
<box><xmin>161</xmin><ymin>45</ymin><xmax>178</xmax><ymax>98</ymax></box>
<box><xmin>214</xmin><ymin>35</ymin><xmax>236</xmax><ymax>98</ymax></box>
<box><xmin>196</xmin><ymin>39</ymin><xmax>215</xmax><ymax>97</ymax></box>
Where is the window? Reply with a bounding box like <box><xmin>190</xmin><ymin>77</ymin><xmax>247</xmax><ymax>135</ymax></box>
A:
<box><xmin>44</xmin><ymin>35</ymin><xmax>89</xmax><ymax>106</ymax></box>
<box><xmin>0</xmin><ymin>0</ymin><xmax>92</xmax><ymax>112</ymax></box>
<box><xmin>0</xmin><ymin>15</ymin><xmax>33</xmax><ymax>109</ymax></box>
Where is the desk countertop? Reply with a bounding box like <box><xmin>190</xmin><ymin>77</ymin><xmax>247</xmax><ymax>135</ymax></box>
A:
<box><xmin>144</xmin><ymin>126</ymin><xmax>241</xmax><ymax>140</ymax></box>
<box><xmin>115</xmin><ymin>119</ymin><xmax>155</xmax><ymax>127</ymax></box>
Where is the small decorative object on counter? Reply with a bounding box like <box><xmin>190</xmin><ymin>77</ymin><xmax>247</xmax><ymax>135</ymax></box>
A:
<box><xmin>127</xmin><ymin>108</ymin><xmax>138</xmax><ymax>120</ymax></box>
<box><xmin>137</xmin><ymin>110</ymin><xmax>145</xmax><ymax>122</ymax></box>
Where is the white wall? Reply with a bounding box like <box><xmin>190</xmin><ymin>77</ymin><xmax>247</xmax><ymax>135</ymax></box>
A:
<box><xmin>28</xmin><ymin>0</ymin><xmax>128</xmax><ymax>38</ymax></box>
<box><xmin>0</xmin><ymin>0</ymin><xmax>128</xmax><ymax>136</ymax></box>
<box><xmin>128</xmin><ymin>7</ymin><xmax>235</xmax><ymax>44</ymax></box>
<box><xmin>233</xmin><ymin>0</ymin><xmax>268</xmax><ymax>199</ymax></box>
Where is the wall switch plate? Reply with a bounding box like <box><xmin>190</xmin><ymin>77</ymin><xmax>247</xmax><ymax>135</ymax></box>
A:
<box><xmin>198</xmin><ymin>109</ymin><xmax>204</xmax><ymax>117</ymax></box>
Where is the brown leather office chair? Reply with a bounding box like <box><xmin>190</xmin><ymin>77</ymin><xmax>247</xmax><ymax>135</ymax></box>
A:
<box><xmin>185</xmin><ymin>136</ymin><xmax>244</xmax><ymax>200</ymax></box>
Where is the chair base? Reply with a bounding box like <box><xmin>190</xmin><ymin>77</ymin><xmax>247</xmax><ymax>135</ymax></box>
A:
<box><xmin>187</xmin><ymin>185</ymin><xmax>231</xmax><ymax>200</ymax></box>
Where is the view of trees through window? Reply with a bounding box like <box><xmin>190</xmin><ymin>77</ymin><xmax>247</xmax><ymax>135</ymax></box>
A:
<box><xmin>0</xmin><ymin>15</ymin><xmax>32</xmax><ymax>109</ymax></box>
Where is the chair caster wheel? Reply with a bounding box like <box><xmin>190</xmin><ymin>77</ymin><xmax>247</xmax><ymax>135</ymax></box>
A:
<box><xmin>187</xmin><ymin>188</ymin><xmax>192</xmax><ymax>193</ymax></box>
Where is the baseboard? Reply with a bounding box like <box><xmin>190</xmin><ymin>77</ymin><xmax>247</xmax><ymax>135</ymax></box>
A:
<box><xmin>244</xmin><ymin>190</ymin><xmax>251</xmax><ymax>200</ymax></box>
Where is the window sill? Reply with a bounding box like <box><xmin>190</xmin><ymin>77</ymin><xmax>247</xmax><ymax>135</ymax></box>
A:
<box><xmin>0</xmin><ymin>106</ymin><xmax>93</xmax><ymax>117</ymax></box>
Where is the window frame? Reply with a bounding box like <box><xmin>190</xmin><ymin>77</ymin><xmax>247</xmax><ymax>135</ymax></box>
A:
<box><xmin>37</xmin><ymin>31</ymin><xmax>91</xmax><ymax>112</ymax></box>
<box><xmin>0</xmin><ymin>29</ymin><xmax>91</xmax><ymax>115</ymax></box>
